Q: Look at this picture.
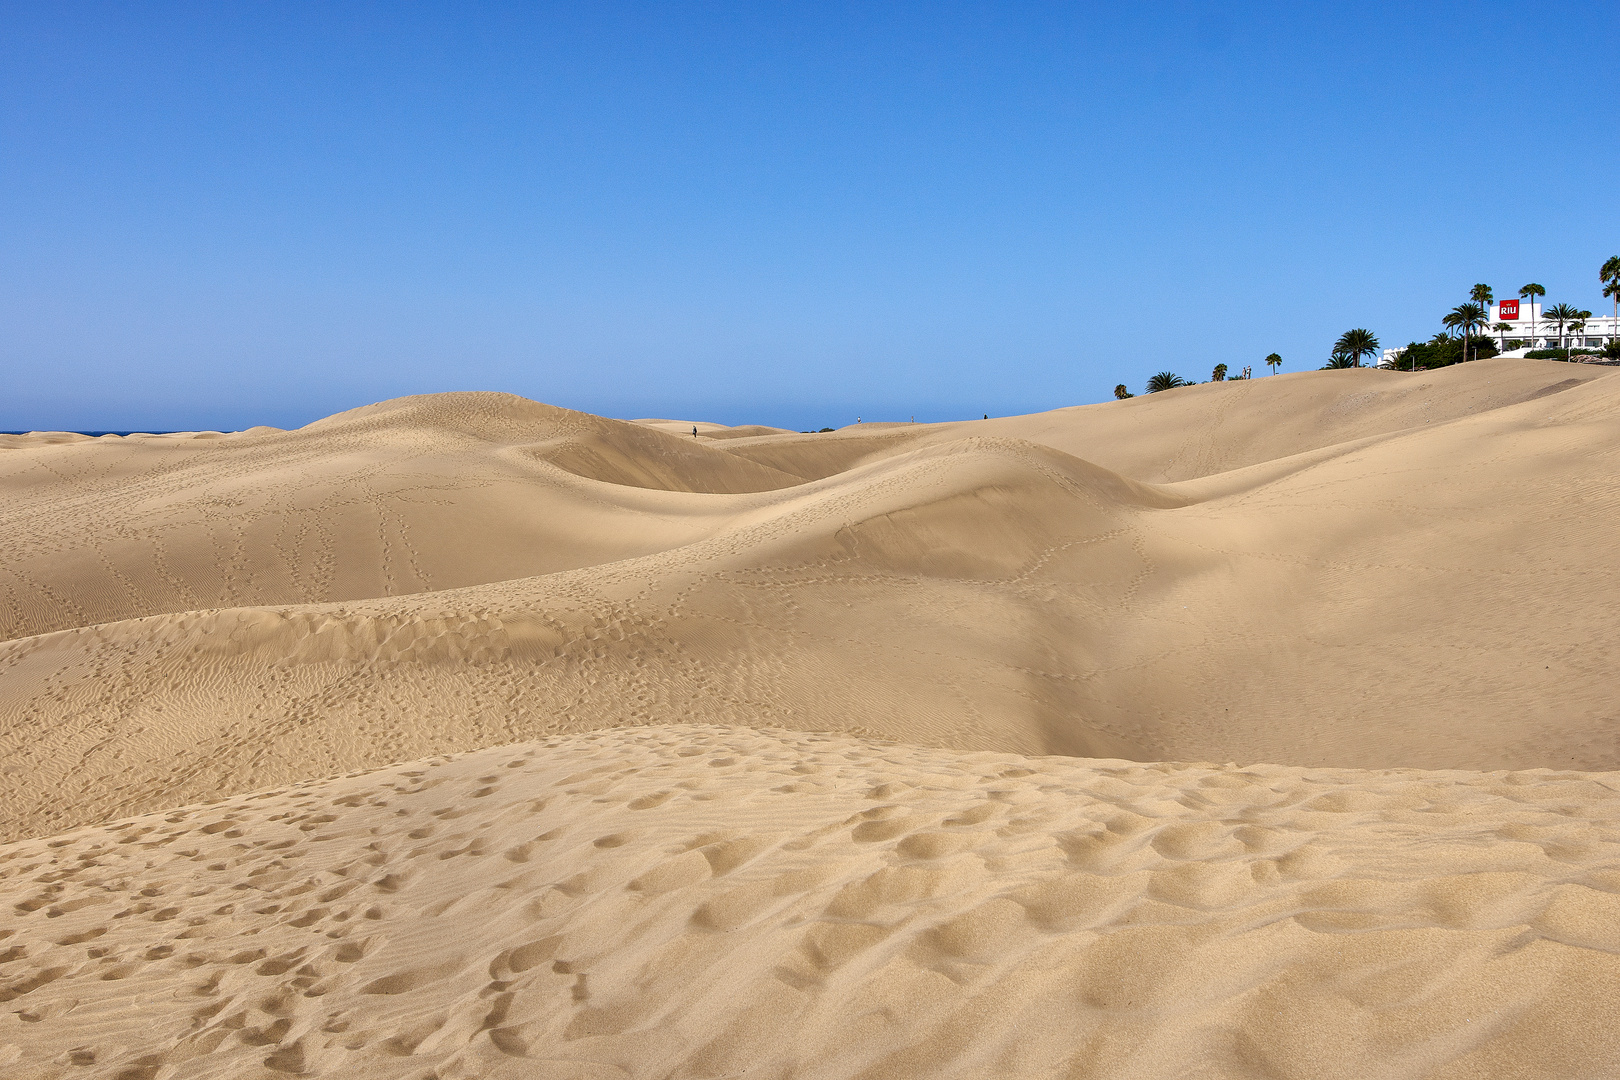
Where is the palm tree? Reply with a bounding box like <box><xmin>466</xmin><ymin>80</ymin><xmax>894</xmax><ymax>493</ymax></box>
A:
<box><xmin>1603</xmin><ymin>258</ymin><xmax>1620</xmax><ymax>340</ymax></box>
<box><xmin>1470</xmin><ymin>283</ymin><xmax>1493</xmax><ymax>327</ymax></box>
<box><xmin>1543</xmin><ymin>303</ymin><xmax>1581</xmax><ymax>351</ymax></box>
<box><xmin>1332</xmin><ymin>328</ymin><xmax>1380</xmax><ymax>368</ymax></box>
<box><xmin>1114</xmin><ymin>384</ymin><xmax>1133</xmax><ymax>400</ymax></box>
<box><xmin>1463</xmin><ymin>302</ymin><xmax>1486</xmax><ymax>358</ymax></box>
<box><xmin>1492</xmin><ymin>321</ymin><xmax>1514</xmax><ymax>350</ymax></box>
<box><xmin>1470</xmin><ymin>285</ymin><xmax>1494</xmax><ymax>361</ymax></box>
<box><xmin>1520</xmin><ymin>283</ymin><xmax>1545</xmax><ymax>346</ymax></box>
<box><xmin>1145</xmin><ymin>372</ymin><xmax>1187</xmax><ymax>393</ymax></box>
<box><xmin>1211</xmin><ymin>363</ymin><xmax>1228</xmax><ymax>382</ymax></box>
<box><xmin>1322</xmin><ymin>354</ymin><xmax>1357</xmax><ymax>369</ymax></box>
<box><xmin>1264</xmin><ymin>353</ymin><xmax>1282</xmax><ymax>375</ymax></box>
<box><xmin>1443</xmin><ymin>303</ymin><xmax>1486</xmax><ymax>361</ymax></box>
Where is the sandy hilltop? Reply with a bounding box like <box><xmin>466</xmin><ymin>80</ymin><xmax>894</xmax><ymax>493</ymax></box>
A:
<box><xmin>3</xmin><ymin>357</ymin><xmax>1620</xmax><ymax>1078</ymax></box>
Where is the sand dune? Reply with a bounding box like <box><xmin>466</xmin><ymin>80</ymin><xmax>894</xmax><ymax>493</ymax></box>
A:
<box><xmin>7</xmin><ymin>361</ymin><xmax>1592</xmax><ymax>645</ymax></box>
<box><xmin>3</xmin><ymin>726</ymin><xmax>1618</xmax><ymax>1079</ymax></box>
<box><xmin>0</xmin><ymin>394</ymin><xmax>801</xmax><ymax>642</ymax></box>
<box><xmin>716</xmin><ymin>358</ymin><xmax>1612</xmax><ymax>482</ymax></box>
<box><xmin>633</xmin><ymin>419</ymin><xmax>799</xmax><ymax>441</ymax></box>
<box><xmin>4</xmin><ymin>361</ymin><xmax>1620</xmax><ymax>840</ymax></box>
<box><xmin>3</xmin><ymin>359</ymin><xmax>1619</xmax><ymax>1075</ymax></box>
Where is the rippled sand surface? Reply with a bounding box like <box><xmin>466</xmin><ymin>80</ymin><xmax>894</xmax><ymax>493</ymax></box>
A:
<box><xmin>5</xmin><ymin>727</ymin><xmax>1620</xmax><ymax>1079</ymax></box>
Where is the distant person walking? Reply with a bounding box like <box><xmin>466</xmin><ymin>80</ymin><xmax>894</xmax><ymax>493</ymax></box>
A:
<box><xmin>692</xmin><ymin>426</ymin><xmax>698</xmax><ymax>438</ymax></box>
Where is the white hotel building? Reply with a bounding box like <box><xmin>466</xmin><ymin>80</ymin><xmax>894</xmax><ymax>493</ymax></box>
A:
<box><xmin>1381</xmin><ymin>300</ymin><xmax>1619</xmax><ymax>366</ymax></box>
<box><xmin>1482</xmin><ymin>300</ymin><xmax>1618</xmax><ymax>354</ymax></box>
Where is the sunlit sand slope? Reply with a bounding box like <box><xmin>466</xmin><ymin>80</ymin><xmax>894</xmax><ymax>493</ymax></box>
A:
<box><xmin>2</xmin><ymin>726</ymin><xmax>1618</xmax><ymax>1080</ymax></box>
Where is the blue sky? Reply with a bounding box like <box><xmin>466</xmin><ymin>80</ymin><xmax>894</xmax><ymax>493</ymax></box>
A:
<box><xmin>3</xmin><ymin>2</ymin><xmax>1616</xmax><ymax>432</ymax></box>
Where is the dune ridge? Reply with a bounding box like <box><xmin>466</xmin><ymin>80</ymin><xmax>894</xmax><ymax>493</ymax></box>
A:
<box><xmin>0</xmin><ymin>393</ymin><xmax>803</xmax><ymax>644</ymax></box>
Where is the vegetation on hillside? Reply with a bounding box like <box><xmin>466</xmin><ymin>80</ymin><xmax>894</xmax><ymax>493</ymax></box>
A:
<box><xmin>1524</xmin><ymin>347</ymin><xmax>1609</xmax><ymax>360</ymax></box>
<box><xmin>1395</xmin><ymin>334</ymin><xmax>1499</xmax><ymax>370</ymax></box>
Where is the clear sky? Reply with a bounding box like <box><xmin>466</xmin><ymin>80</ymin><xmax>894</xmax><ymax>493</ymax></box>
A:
<box><xmin>3</xmin><ymin>2</ymin><xmax>1617</xmax><ymax>432</ymax></box>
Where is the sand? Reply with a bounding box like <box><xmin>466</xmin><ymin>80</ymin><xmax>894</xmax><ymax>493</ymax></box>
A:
<box><xmin>5</xmin><ymin>727</ymin><xmax>1620</xmax><ymax>1079</ymax></box>
<box><xmin>2</xmin><ymin>358</ymin><xmax>1619</xmax><ymax>1076</ymax></box>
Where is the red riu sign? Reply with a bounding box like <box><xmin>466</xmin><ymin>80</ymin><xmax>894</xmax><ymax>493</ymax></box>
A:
<box><xmin>1499</xmin><ymin>299</ymin><xmax>1520</xmax><ymax>319</ymax></box>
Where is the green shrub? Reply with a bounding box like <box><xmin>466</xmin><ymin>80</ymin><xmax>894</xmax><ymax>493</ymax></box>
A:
<box><xmin>1391</xmin><ymin>336</ymin><xmax>1498</xmax><ymax>370</ymax></box>
<box><xmin>1524</xmin><ymin>348</ymin><xmax>1598</xmax><ymax>360</ymax></box>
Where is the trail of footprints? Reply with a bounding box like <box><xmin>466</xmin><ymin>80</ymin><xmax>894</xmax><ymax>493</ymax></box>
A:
<box><xmin>0</xmin><ymin>727</ymin><xmax>1618</xmax><ymax>1078</ymax></box>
